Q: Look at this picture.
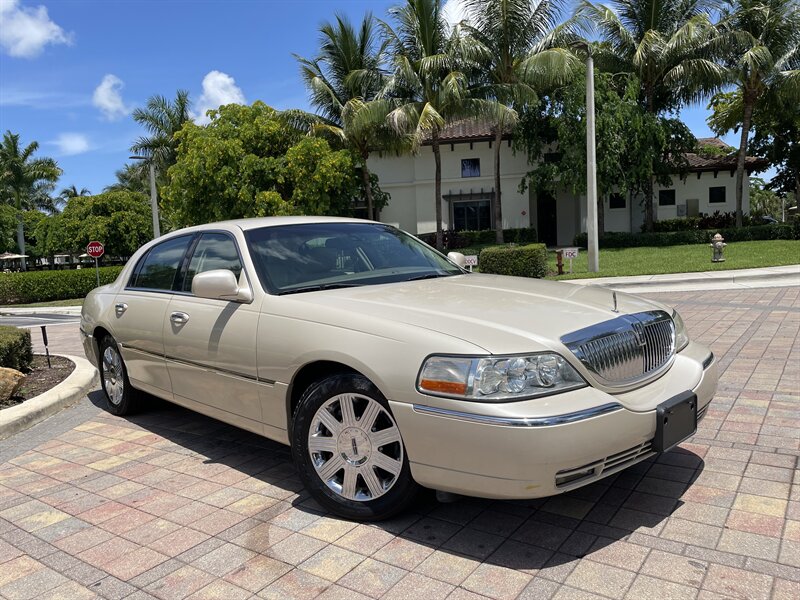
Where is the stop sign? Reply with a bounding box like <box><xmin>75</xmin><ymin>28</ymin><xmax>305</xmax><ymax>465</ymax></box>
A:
<box><xmin>86</xmin><ymin>241</ymin><xmax>105</xmax><ymax>258</ymax></box>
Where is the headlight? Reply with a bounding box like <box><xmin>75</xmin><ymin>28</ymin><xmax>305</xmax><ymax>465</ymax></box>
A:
<box><xmin>672</xmin><ymin>309</ymin><xmax>689</xmax><ymax>352</ymax></box>
<box><xmin>417</xmin><ymin>353</ymin><xmax>586</xmax><ymax>401</ymax></box>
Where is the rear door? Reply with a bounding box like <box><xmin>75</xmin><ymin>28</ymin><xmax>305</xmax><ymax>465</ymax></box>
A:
<box><xmin>163</xmin><ymin>232</ymin><xmax>263</xmax><ymax>428</ymax></box>
<box><xmin>112</xmin><ymin>234</ymin><xmax>194</xmax><ymax>397</ymax></box>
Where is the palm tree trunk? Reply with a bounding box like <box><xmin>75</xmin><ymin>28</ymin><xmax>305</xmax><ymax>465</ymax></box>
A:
<box><xmin>493</xmin><ymin>128</ymin><xmax>504</xmax><ymax>244</ymax></box>
<box><xmin>432</xmin><ymin>131</ymin><xmax>444</xmax><ymax>250</ymax></box>
<box><xmin>361</xmin><ymin>153</ymin><xmax>375</xmax><ymax>221</ymax></box>
<box><xmin>16</xmin><ymin>214</ymin><xmax>26</xmax><ymax>271</ymax></box>
<box><xmin>735</xmin><ymin>94</ymin><xmax>755</xmax><ymax>228</ymax></box>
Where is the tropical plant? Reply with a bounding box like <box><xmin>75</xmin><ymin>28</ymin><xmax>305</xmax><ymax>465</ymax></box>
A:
<box><xmin>130</xmin><ymin>89</ymin><xmax>192</xmax><ymax>177</ymax></box>
<box><xmin>59</xmin><ymin>185</ymin><xmax>91</xmax><ymax>201</ymax></box>
<box><xmin>463</xmin><ymin>0</ymin><xmax>579</xmax><ymax>243</ymax></box>
<box><xmin>295</xmin><ymin>12</ymin><xmax>393</xmax><ymax>220</ymax></box>
<box><xmin>104</xmin><ymin>163</ymin><xmax>150</xmax><ymax>195</ymax></box>
<box><xmin>576</xmin><ymin>0</ymin><xmax>723</xmax><ymax>230</ymax></box>
<box><xmin>381</xmin><ymin>0</ymin><xmax>495</xmax><ymax>249</ymax></box>
<box><xmin>163</xmin><ymin>102</ymin><xmax>362</xmax><ymax>227</ymax></box>
<box><xmin>0</xmin><ymin>131</ymin><xmax>62</xmax><ymax>269</ymax></box>
<box><xmin>709</xmin><ymin>0</ymin><xmax>800</xmax><ymax>226</ymax></box>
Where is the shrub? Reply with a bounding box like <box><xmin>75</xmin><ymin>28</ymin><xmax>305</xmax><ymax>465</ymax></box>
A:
<box><xmin>0</xmin><ymin>267</ymin><xmax>124</xmax><ymax>305</ymax></box>
<box><xmin>0</xmin><ymin>326</ymin><xmax>33</xmax><ymax>371</ymax></box>
<box><xmin>479</xmin><ymin>243</ymin><xmax>548</xmax><ymax>278</ymax></box>
<box><xmin>574</xmin><ymin>223</ymin><xmax>798</xmax><ymax>248</ymax></box>
<box><xmin>417</xmin><ymin>227</ymin><xmax>537</xmax><ymax>250</ymax></box>
<box><xmin>648</xmin><ymin>211</ymin><xmax>762</xmax><ymax>233</ymax></box>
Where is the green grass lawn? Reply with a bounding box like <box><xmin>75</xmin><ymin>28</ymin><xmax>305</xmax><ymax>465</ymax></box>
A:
<box><xmin>0</xmin><ymin>298</ymin><xmax>84</xmax><ymax>309</ymax></box>
<box><xmin>451</xmin><ymin>239</ymin><xmax>800</xmax><ymax>280</ymax></box>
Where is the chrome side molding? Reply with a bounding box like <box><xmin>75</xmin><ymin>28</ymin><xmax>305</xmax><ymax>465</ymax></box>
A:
<box><xmin>411</xmin><ymin>402</ymin><xmax>623</xmax><ymax>427</ymax></box>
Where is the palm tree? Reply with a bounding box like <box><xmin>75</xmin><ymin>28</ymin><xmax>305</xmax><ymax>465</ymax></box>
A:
<box><xmin>295</xmin><ymin>13</ymin><xmax>391</xmax><ymax>220</ymax></box>
<box><xmin>463</xmin><ymin>0</ymin><xmax>579</xmax><ymax>243</ymax></box>
<box><xmin>577</xmin><ymin>0</ymin><xmax>723</xmax><ymax>230</ymax></box>
<box><xmin>104</xmin><ymin>163</ymin><xmax>150</xmax><ymax>195</ymax></box>
<box><xmin>0</xmin><ymin>131</ymin><xmax>61</xmax><ymax>269</ymax></box>
<box><xmin>59</xmin><ymin>185</ymin><xmax>91</xmax><ymax>201</ymax></box>
<box><xmin>381</xmin><ymin>0</ymin><xmax>495</xmax><ymax>249</ymax></box>
<box><xmin>130</xmin><ymin>90</ymin><xmax>192</xmax><ymax>177</ymax></box>
<box><xmin>714</xmin><ymin>0</ymin><xmax>800</xmax><ymax>227</ymax></box>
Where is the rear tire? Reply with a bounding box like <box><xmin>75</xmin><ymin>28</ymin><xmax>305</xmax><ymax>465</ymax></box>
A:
<box><xmin>98</xmin><ymin>335</ymin><xmax>139</xmax><ymax>416</ymax></box>
<box><xmin>291</xmin><ymin>374</ymin><xmax>419</xmax><ymax>521</ymax></box>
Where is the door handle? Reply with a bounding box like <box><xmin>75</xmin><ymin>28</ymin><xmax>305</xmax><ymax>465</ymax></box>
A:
<box><xmin>170</xmin><ymin>311</ymin><xmax>190</xmax><ymax>325</ymax></box>
<box><xmin>114</xmin><ymin>303</ymin><xmax>127</xmax><ymax>315</ymax></box>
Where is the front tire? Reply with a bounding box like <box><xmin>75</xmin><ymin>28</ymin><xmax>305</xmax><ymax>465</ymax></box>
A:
<box><xmin>98</xmin><ymin>335</ymin><xmax>139</xmax><ymax>416</ymax></box>
<box><xmin>291</xmin><ymin>374</ymin><xmax>419</xmax><ymax>521</ymax></box>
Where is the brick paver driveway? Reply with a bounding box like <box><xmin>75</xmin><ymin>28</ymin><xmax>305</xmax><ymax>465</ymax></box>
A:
<box><xmin>1</xmin><ymin>286</ymin><xmax>798</xmax><ymax>600</ymax></box>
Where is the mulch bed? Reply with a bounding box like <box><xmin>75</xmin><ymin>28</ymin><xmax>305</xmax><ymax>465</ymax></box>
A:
<box><xmin>1</xmin><ymin>355</ymin><xmax>75</xmax><ymax>409</ymax></box>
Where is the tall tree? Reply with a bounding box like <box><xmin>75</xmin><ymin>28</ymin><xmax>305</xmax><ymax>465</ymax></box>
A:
<box><xmin>463</xmin><ymin>0</ymin><xmax>578</xmax><ymax>243</ymax></box>
<box><xmin>130</xmin><ymin>90</ymin><xmax>192</xmax><ymax>177</ymax></box>
<box><xmin>0</xmin><ymin>131</ymin><xmax>61</xmax><ymax>269</ymax></box>
<box><xmin>104</xmin><ymin>163</ymin><xmax>150</xmax><ymax>195</ymax></box>
<box><xmin>577</xmin><ymin>0</ymin><xmax>723</xmax><ymax>230</ymax></box>
<box><xmin>712</xmin><ymin>0</ymin><xmax>800</xmax><ymax>226</ymax></box>
<box><xmin>296</xmin><ymin>12</ymin><xmax>392</xmax><ymax>220</ymax></box>
<box><xmin>59</xmin><ymin>185</ymin><xmax>91</xmax><ymax>201</ymax></box>
<box><xmin>381</xmin><ymin>0</ymin><xmax>493</xmax><ymax>249</ymax></box>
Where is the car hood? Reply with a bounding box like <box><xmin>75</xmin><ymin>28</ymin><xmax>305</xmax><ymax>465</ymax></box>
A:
<box><xmin>285</xmin><ymin>273</ymin><xmax>669</xmax><ymax>354</ymax></box>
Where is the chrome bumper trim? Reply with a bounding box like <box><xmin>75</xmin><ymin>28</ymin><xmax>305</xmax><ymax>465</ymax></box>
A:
<box><xmin>411</xmin><ymin>402</ymin><xmax>624</xmax><ymax>427</ymax></box>
<box><xmin>702</xmin><ymin>352</ymin><xmax>714</xmax><ymax>370</ymax></box>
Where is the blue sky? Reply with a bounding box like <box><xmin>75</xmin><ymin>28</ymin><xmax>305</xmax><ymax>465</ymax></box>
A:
<box><xmin>0</xmin><ymin>0</ymin><xmax>767</xmax><ymax>196</ymax></box>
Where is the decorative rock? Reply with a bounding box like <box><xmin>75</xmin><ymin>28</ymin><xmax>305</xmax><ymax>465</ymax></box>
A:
<box><xmin>0</xmin><ymin>367</ymin><xmax>26</xmax><ymax>404</ymax></box>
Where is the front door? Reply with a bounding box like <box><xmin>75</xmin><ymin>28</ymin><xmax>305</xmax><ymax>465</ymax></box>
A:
<box><xmin>162</xmin><ymin>232</ymin><xmax>263</xmax><ymax>427</ymax></box>
<box><xmin>537</xmin><ymin>192</ymin><xmax>557</xmax><ymax>247</ymax></box>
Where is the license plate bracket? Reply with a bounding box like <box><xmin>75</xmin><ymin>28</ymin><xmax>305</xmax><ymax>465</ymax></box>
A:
<box><xmin>654</xmin><ymin>391</ymin><xmax>697</xmax><ymax>453</ymax></box>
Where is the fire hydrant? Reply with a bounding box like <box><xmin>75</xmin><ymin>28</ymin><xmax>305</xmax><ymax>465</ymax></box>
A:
<box><xmin>710</xmin><ymin>233</ymin><xmax>726</xmax><ymax>262</ymax></box>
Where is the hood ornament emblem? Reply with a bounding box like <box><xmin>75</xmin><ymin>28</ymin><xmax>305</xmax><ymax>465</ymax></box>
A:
<box><xmin>612</xmin><ymin>291</ymin><xmax>619</xmax><ymax>313</ymax></box>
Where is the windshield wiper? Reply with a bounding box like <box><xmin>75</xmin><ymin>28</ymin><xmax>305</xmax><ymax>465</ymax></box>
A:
<box><xmin>406</xmin><ymin>272</ymin><xmax>452</xmax><ymax>281</ymax></box>
<box><xmin>278</xmin><ymin>283</ymin><xmax>362</xmax><ymax>296</ymax></box>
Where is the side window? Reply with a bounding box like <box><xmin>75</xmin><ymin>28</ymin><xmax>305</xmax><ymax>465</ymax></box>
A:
<box><xmin>182</xmin><ymin>233</ymin><xmax>243</xmax><ymax>292</ymax></box>
<box><xmin>130</xmin><ymin>236</ymin><xmax>192</xmax><ymax>291</ymax></box>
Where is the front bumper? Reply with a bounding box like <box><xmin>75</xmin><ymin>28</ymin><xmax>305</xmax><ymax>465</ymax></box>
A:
<box><xmin>391</xmin><ymin>341</ymin><xmax>717</xmax><ymax>499</ymax></box>
<box><xmin>80</xmin><ymin>326</ymin><xmax>97</xmax><ymax>367</ymax></box>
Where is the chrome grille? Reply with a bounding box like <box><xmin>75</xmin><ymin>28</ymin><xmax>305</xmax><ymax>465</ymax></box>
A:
<box><xmin>561</xmin><ymin>311</ymin><xmax>675</xmax><ymax>388</ymax></box>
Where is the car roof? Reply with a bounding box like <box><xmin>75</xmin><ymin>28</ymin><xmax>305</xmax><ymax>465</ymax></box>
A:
<box><xmin>171</xmin><ymin>216</ymin><xmax>376</xmax><ymax>236</ymax></box>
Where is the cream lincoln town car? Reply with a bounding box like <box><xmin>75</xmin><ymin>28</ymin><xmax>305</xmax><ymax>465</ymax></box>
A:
<box><xmin>81</xmin><ymin>217</ymin><xmax>717</xmax><ymax>520</ymax></box>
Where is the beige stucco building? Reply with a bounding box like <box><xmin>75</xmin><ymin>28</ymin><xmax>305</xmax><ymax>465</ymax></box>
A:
<box><xmin>369</xmin><ymin>122</ymin><xmax>766</xmax><ymax>246</ymax></box>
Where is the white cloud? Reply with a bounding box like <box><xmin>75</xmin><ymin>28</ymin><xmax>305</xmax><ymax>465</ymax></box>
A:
<box><xmin>92</xmin><ymin>74</ymin><xmax>130</xmax><ymax>120</ymax></box>
<box><xmin>442</xmin><ymin>0</ymin><xmax>468</xmax><ymax>28</ymax></box>
<box><xmin>50</xmin><ymin>133</ymin><xmax>90</xmax><ymax>155</ymax></box>
<box><xmin>0</xmin><ymin>0</ymin><xmax>72</xmax><ymax>58</ymax></box>
<box><xmin>193</xmin><ymin>70</ymin><xmax>246</xmax><ymax>124</ymax></box>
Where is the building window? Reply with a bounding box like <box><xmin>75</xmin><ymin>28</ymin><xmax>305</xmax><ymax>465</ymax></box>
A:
<box><xmin>609</xmin><ymin>193</ymin><xmax>626</xmax><ymax>209</ymax></box>
<box><xmin>658</xmin><ymin>190</ymin><xmax>676</xmax><ymax>206</ymax></box>
<box><xmin>544</xmin><ymin>152</ymin><xmax>562</xmax><ymax>164</ymax></box>
<box><xmin>461</xmin><ymin>158</ymin><xmax>480</xmax><ymax>178</ymax></box>
<box><xmin>453</xmin><ymin>200</ymin><xmax>491</xmax><ymax>231</ymax></box>
<box><xmin>709</xmin><ymin>186</ymin><xmax>726</xmax><ymax>203</ymax></box>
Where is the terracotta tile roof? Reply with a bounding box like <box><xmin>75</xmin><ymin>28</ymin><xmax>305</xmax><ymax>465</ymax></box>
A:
<box><xmin>685</xmin><ymin>137</ymin><xmax>768</xmax><ymax>172</ymax></box>
<box><xmin>426</xmin><ymin>125</ymin><xmax>768</xmax><ymax>172</ymax></box>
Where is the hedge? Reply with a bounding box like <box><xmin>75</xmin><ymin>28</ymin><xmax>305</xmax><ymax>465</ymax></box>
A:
<box><xmin>574</xmin><ymin>223</ymin><xmax>799</xmax><ymax>249</ymax></box>
<box><xmin>479</xmin><ymin>243</ymin><xmax>548</xmax><ymax>278</ymax></box>
<box><xmin>0</xmin><ymin>266</ymin><xmax>124</xmax><ymax>305</ymax></box>
<box><xmin>0</xmin><ymin>326</ymin><xmax>33</xmax><ymax>371</ymax></box>
<box><xmin>417</xmin><ymin>227</ymin><xmax>537</xmax><ymax>250</ymax></box>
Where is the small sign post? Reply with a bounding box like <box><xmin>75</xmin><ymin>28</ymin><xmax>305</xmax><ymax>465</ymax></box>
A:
<box><xmin>86</xmin><ymin>241</ymin><xmax>105</xmax><ymax>286</ymax></box>
<box><xmin>562</xmin><ymin>247</ymin><xmax>579</xmax><ymax>274</ymax></box>
<box><xmin>464</xmin><ymin>255</ymin><xmax>478</xmax><ymax>272</ymax></box>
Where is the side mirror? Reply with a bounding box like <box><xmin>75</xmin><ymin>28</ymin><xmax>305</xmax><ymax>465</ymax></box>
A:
<box><xmin>447</xmin><ymin>251</ymin><xmax>467</xmax><ymax>269</ymax></box>
<box><xmin>192</xmin><ymin>269</ymin><xmax>253</xmax><ymax>303</ymax></box>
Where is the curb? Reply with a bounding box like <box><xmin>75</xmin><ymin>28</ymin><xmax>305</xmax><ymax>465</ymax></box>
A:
<box><xmin>0</xmin><ymin>306</ymin><xmax>82</xmax><ymax>316</ymax></box>
<box><xmin>0</xmin><ymin>354</ymin><xmax>98</xmax><ymax>441</ymax></box>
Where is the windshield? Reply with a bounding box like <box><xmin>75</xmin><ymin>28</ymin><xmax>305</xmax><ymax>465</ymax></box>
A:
<box><xmin>245</xmin><ymin>222</ymin><xmax>463</xmax><ymax>294</ymax></box>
